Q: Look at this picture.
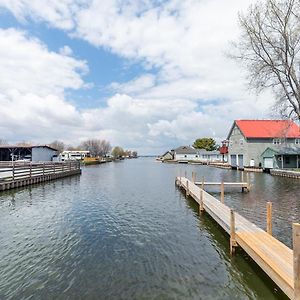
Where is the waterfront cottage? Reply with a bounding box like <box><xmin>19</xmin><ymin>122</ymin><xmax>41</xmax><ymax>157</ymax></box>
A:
<box><xmin>160</xmin><ymin>150</ymin><xmax>174</xmax><ymax>161</ymax></box>
<box><xmin>197</xmin><ymin>149</ymin><xmax>223</xmax><ymax>162</ymax></box>
<box><xmin>174</xmin><ymin>146</ymin><xmax>198</xmax><ymax>162</ymax></box>
<box><xmin>227</xmin><ymin>120</ymin><xmax>300</xmax><ymax>169</ymax></box>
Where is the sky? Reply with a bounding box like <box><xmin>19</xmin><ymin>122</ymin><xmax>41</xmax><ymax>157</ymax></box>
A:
<box><xmin>0</xmin><ymin>0</ymin><xmax>276</xmax><ymax>155</ymax></box>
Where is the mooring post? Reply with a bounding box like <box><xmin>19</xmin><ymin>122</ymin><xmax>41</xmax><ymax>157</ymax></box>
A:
<box><xmin>199</xmin><ymin>189</ymin><xmax>204</xmax><ymax>214</ymax></box>
<box><xmin>267</xmin><ymin>202</ymin><xmax>272</xmax><ymax>235</ymax></box>
<box><xmin>247</xmin><ymin>172</ymin><xmax>250</xmax><ymax>191</ymax></box>
<box><xmin>201</xmin><ymin>176</ymin><xmax>204</xmax><ymax>191</ymax></box>
<box><xmin>230</xmin><ymin>209</ymin><xmax>237</xmax><ymax>255</ymax></box>
<box><xmin>242</xmin><ymin>171</ymin><xmax>244</xmax><ymax>182</ymax></box>
<box><xmin>221</xmin><ymin>181</ymin><xmax>225</xmax><ymax>204</ymax></box>
<box><xmin>29</xmin><ymin>162</ymin><xmax>32</xmax><ymax>179</ymax></box>
<box><xmin>192</xmin><ymin>171</ymin><xmax>196</xmax><ymax>183</ymax></box>
<box><xmin>293</xmin><ymin>223</ymin><xmax>300</xmax><ymax>300</ymax></box>
<box><xmin>186</xmin><ymin>180</ymin><xmax>189</xmax><ymax>197</ymax></box>
<box><xmin>12</xmin><ymin>162</ymin><xmax>15</xmax><ymax>181</ymax></box>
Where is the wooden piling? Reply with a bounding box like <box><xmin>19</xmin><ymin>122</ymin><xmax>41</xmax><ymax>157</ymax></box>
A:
<box><xmin>267</xmin><ymin>202</ymin><xmax>272</xmax><ymax>235</ymax></box>
<box><xmin>186</xmin><ymin>180</ymin><xmax>189</xmax><ymax>197</ymax></box>
<box><xmin>221</xmin><ymin>181</ymin><xmax>225</xmax><ymax>204</ymax></box>
<box><xmin>242</xmin><ymin>171</ymin><xmax>244</xmax><ymax>182</ymax></box>
<box><xmin>192</xmin><ymin>172</ymin><xmax>196</xmax><ymax>183</ymax></box>
<box><xmin>293</xmin><ymin>223</ymin><xmax>300</xmax><ymax>300</ymax></box>
<box><xmin>230</xmin><ymin>209</ymin><xmax>237</xmax><ymax>255</ymax></box>
<box><xmin>199</xmin><ymin>189</ymin><xmax>204</xmax><ymax>213</ymax></box>
<box><xmin>201</xmin><ymin>177</ymin><xmax>204</xmax><ymax>191</ymax></box>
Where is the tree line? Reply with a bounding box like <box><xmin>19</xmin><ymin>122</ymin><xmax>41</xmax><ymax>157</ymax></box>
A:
<box><xmin>0</xmin><ymin>139</ymin><xmax>138</xmax><ymax>159</ymax></box>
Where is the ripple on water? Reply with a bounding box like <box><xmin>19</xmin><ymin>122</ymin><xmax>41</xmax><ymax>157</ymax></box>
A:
<box><xmin>0</xmin><ymin>160</ymin><xmax>292</xmax><ymax>299</ymax></box>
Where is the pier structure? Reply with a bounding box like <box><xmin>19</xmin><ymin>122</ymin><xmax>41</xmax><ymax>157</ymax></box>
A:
<box><xmin>0</xmin><ymin>161</ymin><xmax>81</xmax><ymax>191</ymax></box>
<box><xmin>176</xmin><ymin>174</ymin><xmax>300</xmax><ymax>300</ymax></box>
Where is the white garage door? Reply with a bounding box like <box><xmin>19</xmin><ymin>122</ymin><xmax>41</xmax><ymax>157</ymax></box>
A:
<box><xmin>264</xmin><ymin>157</ymin><xmax>274</xmax><ymax>169</ymax></box>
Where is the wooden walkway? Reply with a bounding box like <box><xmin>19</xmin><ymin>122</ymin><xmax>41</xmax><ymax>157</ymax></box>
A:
<box><xmin>175</xmin><ymin>176</ymin><xmax>300</xmax><ymax>300</ymax></box>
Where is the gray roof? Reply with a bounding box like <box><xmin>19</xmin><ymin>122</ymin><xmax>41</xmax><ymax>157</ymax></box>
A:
<box><xmin>276</xmin><ymin>147</ymin><xmax>300</xmax><ymax>155</ymax></box>
<box><xmin>197</xmin><ymin>149</ymin><xmax>220</xmax><ymax>155</ymax></box>
<box><xmin>174</xmin><ymin>146</ymin><xmax>197</xmax><ymax>154</ymax></box>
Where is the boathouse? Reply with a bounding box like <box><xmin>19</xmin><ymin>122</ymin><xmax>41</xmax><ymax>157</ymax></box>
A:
<box><xmin>227</xmin><ymin>120</ymin><xmax>300</xmax><ymax>169</ymax></box>
<box><xmin>0</xmin><ymin>145</ymin><xmax>58</xmax><ymax>162</ymax></box>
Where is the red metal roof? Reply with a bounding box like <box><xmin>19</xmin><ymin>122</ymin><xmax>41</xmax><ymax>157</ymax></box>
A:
<box><xmin>235</xmin><ymin>120</ymin><xmax>300</xmax><ymax>138</ymax></box>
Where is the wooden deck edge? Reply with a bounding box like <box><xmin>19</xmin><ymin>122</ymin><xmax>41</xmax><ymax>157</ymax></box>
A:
<box><xmin>236</xmin><ymin>234</ymin><xmax>294</xmax><ymax>300</ymax></box>
<box><xmin>0</xmin><ymin>169</ymin><xmax>81</xmax><ymax>192</ymax></box>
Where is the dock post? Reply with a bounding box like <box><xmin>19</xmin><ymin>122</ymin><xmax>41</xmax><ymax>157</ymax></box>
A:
<box><xmin>221</xmin><ymin>181</ymin><xmax>225</xmax><ymax>204</ymax></box>
<box><xmin>293</xmin><ymin>223</ymin><xmax>300</xmax><ymax>300</ymax></box>
<box><xmin>201</xmin><ymin>177</ymin><xmax>204</xmax><ymax>190</ymax></box>
<box><xmin>267</xmin><ymin>202</ymin><xmax>272</xmax><ymax>235</ymax></box>
<box><xmin>241</xmin><ymin>171</ymin><xmax>244</xmax><ymax>182</ymax></box>
<box><xmin>192</xmin><ymin>172</ymin><xmax>196</xmax><ymax>183</ymax></box>
<box><xmin>186</xmin><ymin>180</ymin><xmax>189</xmax><ymax>197</ymax></box>
<box><xmin>230</xmin><ymin>209</ymin><xmax>237</xmax><ymax>255</ymax></box>
<box><xmin>247</xmin><ymin>172</ymin><xmax>250</xmax><ymax>192</ymax></box>
<box><xmin>199</xmin><ymin>189</ymin><xmax>204</xmax><ymax>213</ymax></box>
<box><xmin>12</xmin><ymin>162</ymin><xmax>15</xmax><ymax>181</ymax></box>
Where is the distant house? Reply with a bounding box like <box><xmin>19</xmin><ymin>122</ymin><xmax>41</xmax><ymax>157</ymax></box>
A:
<box><xmin>197</xmin><ymin>149</ymin><xmax>223</xmax><ymax>162</ymax></box>
<box><xmin>174</xmin><ymin>146</ymin><xmax>223</xmax><ymax>163</ymax></box>
<box><xmin>174</xmin><ymin>146</ymin><xmax>198</xmax><ymax>162</ymax></box>
<box><xmin>160</xmin><ymin>150</ymin><xmax>174</xmax><ymax>161</ymax></box>
<box><xmin>0</xmin><ymin>145</ymin><xmax>58</xmax><ymax>162</ymax></box>
<box><xmin>227</xmin><ymin>120</ymin><xmax>300</xmax><ymax>169</ymax></box>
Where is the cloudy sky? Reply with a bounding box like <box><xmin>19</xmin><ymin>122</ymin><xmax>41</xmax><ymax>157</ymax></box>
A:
<box><xmin>0</xmin><ymin>0</ymin><xmax>275</xmax><ymax>154</ymax></box>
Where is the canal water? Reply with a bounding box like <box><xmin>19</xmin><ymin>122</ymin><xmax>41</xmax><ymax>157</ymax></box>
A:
<box><xmin>0</xmin><ymin>158</ymin><xmax>299</xmax><ymax>299</ymax></box>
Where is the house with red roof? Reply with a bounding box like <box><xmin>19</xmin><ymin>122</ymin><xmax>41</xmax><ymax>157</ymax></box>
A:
<box><xmin>227</xmin><ymin>120</ymin><xmax>300</xmax><ymax>169</ymax></box>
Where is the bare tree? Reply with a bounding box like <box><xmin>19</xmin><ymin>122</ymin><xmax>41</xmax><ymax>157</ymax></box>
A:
<box><xmin>16</xmin><ymin>141</ymin><xmax>32</xmax><ymax>147</ymax></box>
<box><xmin>49</xmin><ymin>140</ymin><xmax>65</xmax><ymax>153</ymax></box>
<box><xmin>231</xmin><ymin>0</ymin><xmax>300</xmax><ymax>120</ymax></box>
<box><xmin>0</xmin><ymin>139</ymin><xmax>8</xmax><ymax>145</ymax></box>
<box><xmin>99</xmin><ymin>140</ymin><xmax>112</xmax><ymax>157</ymax></box>
<box><xmin>80</xmin><ymin>139</ymin><xmax>111</xmax><ymax>157</ymax></box>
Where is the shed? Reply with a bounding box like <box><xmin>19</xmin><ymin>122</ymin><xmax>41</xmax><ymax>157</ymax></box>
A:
<box><xmin>0</xmin><ymin>145</ymin><xmax>58</xmax><ymax>162</ymax></box>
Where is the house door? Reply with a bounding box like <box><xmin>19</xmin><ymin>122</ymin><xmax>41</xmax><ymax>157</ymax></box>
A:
<box><xmin>230</xmin><ymin>155</ymin><xmax>237</xmax><ymax>167</ymax></box>
<box><xmin>238</xmin><ymin>155</ymin><xmax>244</xmax><ymax>169</ymax></box>
<box><xmin>264</xmin><ymin>157</ymin><xmax>274</xmax><ymax>169</ymax></box>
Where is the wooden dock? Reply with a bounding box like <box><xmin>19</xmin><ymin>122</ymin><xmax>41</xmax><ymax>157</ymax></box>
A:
<box><xmin>175</xmin><ymin>176</ymin><xmax>300</xmax><ymax>300</ymax></box>
<box><xmin>0</xmin><ymin>161</ymin><xmax>81</xmax><ymax>191</ymax></box>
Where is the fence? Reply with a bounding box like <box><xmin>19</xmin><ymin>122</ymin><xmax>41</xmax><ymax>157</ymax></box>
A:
<box><xmin>0</xmin><ymin>161</ymin><xmax>81</xmax><ymax>191</ymax></box>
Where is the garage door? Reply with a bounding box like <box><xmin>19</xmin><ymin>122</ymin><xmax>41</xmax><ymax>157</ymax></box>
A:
<box><xmin>264</xmin><ymin>157</ymin><xmax>274</xmax><ymax>169</ymax></box>
<box><xmin>230</xmin><ymin>155</ymin><xmax>237</xmax><ymax>167</ymax></box>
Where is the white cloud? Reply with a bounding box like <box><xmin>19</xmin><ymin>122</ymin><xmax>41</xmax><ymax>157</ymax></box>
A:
<box><xmin>0</xmin><ymin>28</ymin><xmax>87</xmax><ymax>96</ymax></box>
<box><xmin>0</xmin><ymin>1</ymin><xmax>279</xmax><ymax>154</ymax></box>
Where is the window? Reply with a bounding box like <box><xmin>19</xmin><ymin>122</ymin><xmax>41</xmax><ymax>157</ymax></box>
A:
<box><xmin>229</xmin><ymin>140</ymin><xmax>233</xmax><ymax>146</ymax></box>
<box><xmin>239</xmin><ymin>138</ymin><xmax>244</xmax><ymax>145</ymax></box>
<box><xmin>285</xmin><ymin>156</ymin><xmax>290</xmax><ymax>164</ymax></box>
<box><xmin>295</xmin><ymin>139</ymin><xmax>300</xmax><ymax>145</ymax></box>
<box><xmin>273</xmin><ymin>138</ymin><xmax>282</xmax><ymax>145</ymax></box>
<box><xmin>184</xmin><ymin>155</ymin><xmax>187</xmax><ymax>158</ymax></box>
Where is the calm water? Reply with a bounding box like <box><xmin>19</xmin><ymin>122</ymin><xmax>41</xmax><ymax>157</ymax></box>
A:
<box><xmin>0</xmin><ymin>158</ymin><xmax>299</xmax><ymax>299</ymax></box>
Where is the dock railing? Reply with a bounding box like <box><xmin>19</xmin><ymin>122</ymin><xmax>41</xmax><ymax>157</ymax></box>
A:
<box><xmin>0</xmin><ymin>161</ymin><xmax>81</xmax><ymax>191</ymax></box>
